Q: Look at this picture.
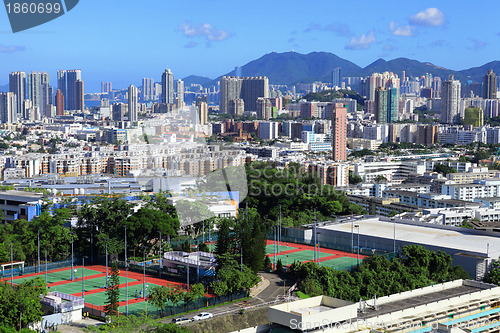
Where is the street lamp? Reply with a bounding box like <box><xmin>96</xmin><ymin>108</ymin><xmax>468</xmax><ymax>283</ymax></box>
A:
<box><xmin>354</xmin><ymin>225</ymin><xmax>360</xmax><ymax>266</ymax></box>
<box><xmin>197</xmin><ymin>244</ymin><xmax>200</xmax><ymax>283</ymax></box>
<box><xmin>186</xmin><ymin>239</ymin><xmax>190</xmax><ymax>291</ymax></box>
<box><xmin>351</xmin><ymin>221</ymin><xmax>354</xmax><ymax>254</ymax></box>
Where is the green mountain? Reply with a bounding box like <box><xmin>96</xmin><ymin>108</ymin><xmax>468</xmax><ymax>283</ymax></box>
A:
<box><xmin>208</xmin><ymin>51</ymin><xmax>363</xmax><ymax>86</ymax></box>
<box><xmin>181</xmin><ymin>75</ymin><xmax>213</xmax><ymax>87</ymax></box>
<box><xmin>459</xmin><ymin>61</ymin><xmax>500</xmax><ymax>82</ymax></box>
<box><xmin>202</xmin><ymin>52</ymin><xmax>499</xmax><ymax>87</ymax></box>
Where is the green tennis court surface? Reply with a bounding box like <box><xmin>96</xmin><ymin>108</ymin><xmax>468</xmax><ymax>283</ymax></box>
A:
<box><xmin>118</xmin><ymin>300</ymin><xmax>161</xmax><ymax>316</ymax></box>
<box><xmin>50</xmin><ymin>276</ymin><xmax>137</xmax><ymax>295</ymax></box>
<box><xmin>265</xmin><ymin>244</ymin><xmax>296</xmax><ymax>254</ymax></box>
<box><xmin>320</xmin><ymin>257</ymin><xmax>360</xmax><ymax>269</ymax></box>
<box><xmin>83</xmin><ymin>283</ymin><xmax>164</xmax><ymax>306</ymax></box>
<box><xmin>13</xmin><ymin>268</ymin><xmax>102</xmax><ymax>285</ymax></box>
<box><xmin>274</xmin><ymin>250</ymin><xmax>331</xmax><ymax>263</ymax></box>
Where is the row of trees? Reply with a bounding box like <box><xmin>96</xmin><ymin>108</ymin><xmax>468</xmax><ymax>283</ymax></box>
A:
<box><xmin>290</xmin><ymin>245</ymin><xmax>469</xmax><ymax>302</ymax></box>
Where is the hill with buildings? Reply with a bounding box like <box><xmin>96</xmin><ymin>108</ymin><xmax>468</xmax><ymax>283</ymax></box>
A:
<box><xmin>198</xmin><ymin>52</ymin><xmax>500</xmax><ymax>88</ymax></box>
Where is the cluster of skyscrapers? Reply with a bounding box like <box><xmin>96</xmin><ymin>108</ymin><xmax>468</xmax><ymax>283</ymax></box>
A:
<box><xmin>2</xmin><ymin>69</ymin><xmax>84</xmax><ymax>123</ymax></box>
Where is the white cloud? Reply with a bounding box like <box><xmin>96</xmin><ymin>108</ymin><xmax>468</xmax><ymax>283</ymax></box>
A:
<box><xmin>0</xmin><ymin>44</ymin><xmax>25</xmax><ymax>53</ymax></box>
<box><xmin>409</xmin><ymin>8</ymin><xmax>446</xmax><ymax>27</ymax></box>
<box><xmin>345</xmin><ymin>31</ymin><xmax>376</xmax><ymax>50</ymax></box>
<box><xmin>389</xmin><ymin>22</ymin><xmax>415</xmax><ymax>37</ymax></box>
<box><xmin>184</xmin><ymin>41</ymin><xmax>198</xmax><ymax>48</ymax></box>
<box><xmin>178</xmin><ymin>22</ymin><xmax>231</xmax><ymax>41</ymax></box>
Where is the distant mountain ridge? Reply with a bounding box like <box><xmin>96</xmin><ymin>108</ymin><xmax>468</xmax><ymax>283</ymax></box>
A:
<box><xmin>186</xmin><ymin>52</ymin><xmax>500</xmax><ymax>87</ymax></box>
<box><xmin>0</xmin><ymin>84</ymin><xmax>8</xmax><ymax>92</ymax></box>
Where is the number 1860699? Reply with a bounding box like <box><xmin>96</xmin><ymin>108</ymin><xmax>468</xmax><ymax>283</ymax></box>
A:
<box><xmin>6</xmin><ymin>2</ymin><xmax>62</xmax><ymax>14</ymax></box>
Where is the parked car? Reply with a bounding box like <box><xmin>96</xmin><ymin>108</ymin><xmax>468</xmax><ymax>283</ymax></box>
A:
<box><xmin>191</xmin><ymin>312</ymin><xmax>214</xmax><ymax>321</ymax></box>
<box><xmin>172</xmin><ymin>317</ymin><xmax>190</xmax><ymax>324</ymax></box>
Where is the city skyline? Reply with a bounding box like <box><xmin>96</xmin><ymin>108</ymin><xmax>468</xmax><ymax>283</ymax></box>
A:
<box><xmin>0</xmin><ymin>1</ymin><xmax>500</xmax><ymax>91</ymax></box>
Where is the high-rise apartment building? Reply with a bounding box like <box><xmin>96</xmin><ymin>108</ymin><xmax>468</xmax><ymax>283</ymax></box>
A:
<box><xmin>75</xmin><ymin>80</ymin><xmax>84</xmax><ymax>112</ymax></box>
<box><xmin>196</xmin><ymin>97</ymin><xmax>208</xmax><ymax>125</ymax></box>
<box><xmin>112</xmin><ymin>103</ymin><xmax>128</xmax><ymax>121</ymax></box>
<box><xmin>9</xmin><ymin>71</ymin><xmax>25</xmax><ymax>118</ymax></box>
<box><xmin>375</xmin><ymin>88</ymin><xmax>388</xmax><ymax>123</ymax></box>
<box><xmin>66</xmin><ymin>69</ymin><xmax>82</xmax><ymax>110</ymax></box>
<box><xmin>240</xmin><ymin>77</ymin><xmax>269</xmax><ymax>112</ymax></box>
<box><xmin>55</xmin><ymin>89</ymin><xmax>65</xmax><ymax>116</ymax></box>
<box><xmin>0</xmin><ymin>92</ymin><xmax>17</xmax><ymax>124</ymax></box>
<box><xmin>332</xmin><ymin>103</ymin><xmax>347</xmax><ymax>161</ymax></box>
<box><xmin>57</xmin><ymin>70</ymin><xmax>66</xmax><ymax>105</ymax></box>
<box><xmin>141</xmin><ymin>78</ymin><xmax>154</xmax><ymax>101</ymax></box>
<box><xmin>220</xmin><ymin>76</ymin><xmax>242</xmax><ymax>115</ymax></box>
<box><xmin>176</xmin><ymin>79</ymin><xmax>184</xmax><ymax>109</ymax></box>
<box><xmin>259</xmin><ymin>121</ymin><xmax>279</xmax><ymax>140</ymax></box>
<box><xmin>257</xmin><ymin>97</ymin><xmax>272</xmax><ymax>120</ymax></box>
<box><xmin>483</xmin><ymin>70</ymin><xmax>498</xmax><ymax>100</ymax></box>
<box><xmin>332</xmin><ymin>67</ymin><xmax>341</xmax><ymax>87</ymax></box>
<box><xmin>441</xmin><ymin>75</ymin><xmax>461</xmax><ymax>124</ymax></box>
<box><xmin>161</xmin><ymin>68</ymin><xmax>174</xmax><ymax>104</ymax></box>
<box><xmin>128</xmin><ymin>85</ymin><xmax>138</xmax><ymax>122</ymax></box>
<box><xmin>219</xmin><ymin>76</ymin><xmax>269</xmax><ymax>114</ymax></box>
<box><xmin>101</xmin><ymin>82</ymin><xmax>112</xmax><ymax>94</ymax></box>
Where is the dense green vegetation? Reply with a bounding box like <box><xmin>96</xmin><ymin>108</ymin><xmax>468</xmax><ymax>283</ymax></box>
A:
<box><xmin>303</xmin><ymin>89</ymin><xmax>365</xmax><ymax>107</ymax></box>
<box><xmin>348</xmin><ymin>172</ymin><xmax>363</xmax><ymax>185</ymax></box>
<box><xmin>433</xmin><ymin>163</ymin><xmax>457</xmax><ymax>176</ymax></box>
<box><xmin>0</xmin><ymin>277</ymin><xmax>47</xmax><ymax>331</ymax></box>
<box><xmin>84</xmin><ymin>315</ymin><xmax>191</xmax><ymax>333</ymax></box>
<box><xmin>291</xmin><ymin>245</ymin><xmax>469</xmax><ymax>301</ymax></box>
<box><xmin>245</xmin><ymin>162</ymin><xmax>366</xmax><ymax>228</ymax></box>
<box><xmin>349</xmin><ymin>149</ymin><xmax>376</xmax><ymax>158</ymax></box>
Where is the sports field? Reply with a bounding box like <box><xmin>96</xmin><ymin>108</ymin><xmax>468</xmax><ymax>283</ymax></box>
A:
<box><xmin>266</xmin><ymin>240</ymin><xmax>366</xmax><ymax>269</ymax></box>
<box><xmin>2</xmin><ymin>265</ymin><xmax>187</xmax><ymax>316</ymax></box>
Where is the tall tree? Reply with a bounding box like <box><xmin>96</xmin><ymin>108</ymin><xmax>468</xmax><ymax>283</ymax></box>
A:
<box><xmin>104</xmin><ymin>262</ymin><xmax>121</xmax><ymax>316</ymax></box>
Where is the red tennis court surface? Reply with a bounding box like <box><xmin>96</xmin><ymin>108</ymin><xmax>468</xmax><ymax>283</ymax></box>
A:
<box><xmin>265</xmin><ymin>240</ymin><xmax>367</xmax><ymax>269</ymax></box>
<box><xmin>2</xmin><ymin>265</ymin><xmax>187</xmax><ymax>315</ymax></box>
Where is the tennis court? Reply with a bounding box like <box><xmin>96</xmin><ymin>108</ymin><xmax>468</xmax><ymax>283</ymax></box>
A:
<box><xmin>274</xmin><ymin>250</ymin><xmax>332</xmax><ymax>263</ymax></box>
<box><xmin>83</xmin><ymin>283</ymin><xmax>162</xmax><ymax>306</ymax></box>
<box><xmin>12</xmin><ymin>268</ymin><xmax>102</xmax><ymax>285</ymax></box>
<box><xmin>320</xmin><ymin>256</ymin><xmax>360</xmax><ymax>269</ymax></box>
<box><xmin>266</xmin><ymin>239</ymin><xmax>366</xmax><ymax>270</ymax></box>
<box><xmin>265</xmin><ymin>244</ymin><xmax>296</xmax><ymax>254</ymax></box>
<box><xmin>118</xmin><ymin>300</ymin><xmax>161</xmax><ymax>316</ymax></box>
<box><xmin>51</xmin><ymin>275</ymin><xmax>138</xmax><ymax>295</ymax></box>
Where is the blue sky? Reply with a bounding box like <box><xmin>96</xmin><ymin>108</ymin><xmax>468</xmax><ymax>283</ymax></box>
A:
<box><xmin>0</xmin><ymin>0</ymin><xmax>499</xmax><ymax>91</ymax></box>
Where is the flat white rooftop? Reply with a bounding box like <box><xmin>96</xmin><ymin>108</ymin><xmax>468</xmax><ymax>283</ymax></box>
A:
<box><xmin>318</xmin><ymin>217</ymin><xmax>500</xmax><ymax>259</ymax></box>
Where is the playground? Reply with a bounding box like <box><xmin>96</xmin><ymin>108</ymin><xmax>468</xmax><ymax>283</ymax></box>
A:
<box><xmin>265</xmin><ymin>240</ymin><xmax>366</xmax><ymax>270</ymax></box>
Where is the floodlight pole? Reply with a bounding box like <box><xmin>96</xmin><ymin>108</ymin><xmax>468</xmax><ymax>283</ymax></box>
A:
<box><xmin>45</xmin><ymin>249</ymin><xmax>48</xmax><ymax>285</ymax></box>
<box><xmin>125</xmin><ymin>225</ymin><xmax>128</xmax><ymax>315</ymax></box>
<box><xmin>37</xmin><ymin>229</ymin><xmax>40</xmax><ymax>274</ymax></box>
<box><xmin>143</xmin><ymin>247</ymin><xmax>146</xmax><ymax>299</ymax></box>
<box><xmin>10</xmin><ymin>242</ymin><xmax>14</xmax><ymax>286</ymax></box>
<box><xmin>71</xmin><ymin>233</ymin><xmax>74</xmax><ymax>281</ymax></box>
<box><xmin>159</xmin><ymin>231</ymin><xmax>162</xmax><ymax>279</ymax></box>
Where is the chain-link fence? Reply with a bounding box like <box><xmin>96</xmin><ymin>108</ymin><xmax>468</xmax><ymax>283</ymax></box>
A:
<box><xmin>0</xmin><ymin>259</ymin><xmax>76</xmax><ymax>279</ymax></box>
